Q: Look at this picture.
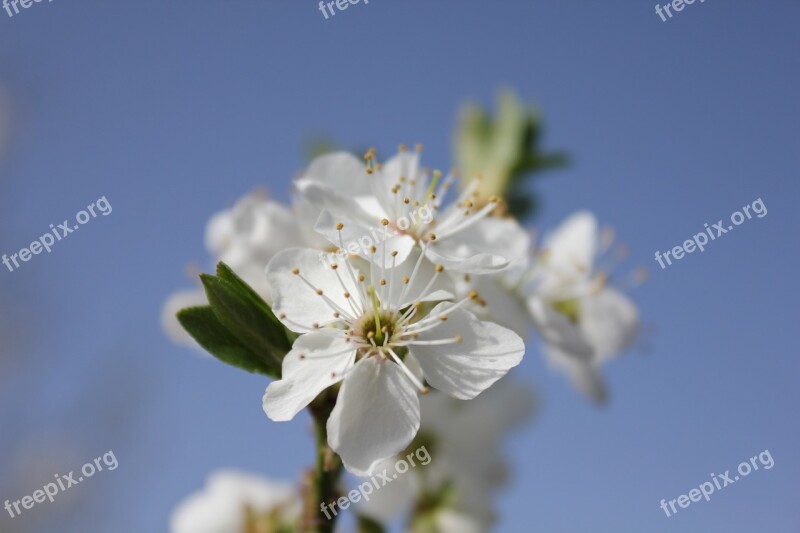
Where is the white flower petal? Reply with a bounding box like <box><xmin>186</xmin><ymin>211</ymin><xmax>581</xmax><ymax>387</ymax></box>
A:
<box><xmin>314</xmin><ymin>209</ymin><xmax>416</xmax><ymax>266</ymax></box>
<box><xmin>425</xmin><ymin>218</ymin><xmax>528</xmax><ymax>274</ymax></box>
<box><xmin>373</xmin><ymin>151</ymin><xmax>422</xmax><ymax>217</ymax></box>
<box><xmin>327</xmin><ymin>357</ymin><xmax>420</xmax><ymax>476</ymax></box>
<box><xmin>392</xmin><ymin>248</ymin><xmax>454</xmax><ymax>307</ymax></box>
<box><xmin>303</xmin><ymin>151</ymin><xmax>371</xmax><ymax>194</ymax></box>
<box><xmin>411</xmin><ymin>305</ymin><xmax>525</xmax><ymax>400</ymax></box>
<box><xmin>352</xmin><ymin>456</ymin><xmax>418</xmax><ymax>523</ymax></box>
<box><xmin>538</xmin><ymin>211</ymin><xmax>597</xmax><ymax>296</ymax></box>
<box><xmin>266</xmin><ymin>248</ymin><xmax>362</xmax><ymax>333</ymax></box>
<box><xmin>527</xmin><ymin>297</ymin><xmax>593</xmax><ymax>361</ymax></box>
<box><xmin>471</xmin><ymin>275</ymin><xmax>532</xmax><ymax>340</ymax></box>
<box><xmin>263</xmin><ymin>333</ymin><xmax>355</xmax><ymax>422</ymax></box>
<box><xmin>435</xmin><ymin>509</ymin><xmax>486</xmax><ymax>533</ymax></box>
<box><xmin>580</xmin><ymin>287</ymin><xmax>640</xmax><ymax>362</ymax></box>
<box><xmin>295</xmin><ymin>153</ymin><xmax>377</xmax><ymax>229</ymax></box>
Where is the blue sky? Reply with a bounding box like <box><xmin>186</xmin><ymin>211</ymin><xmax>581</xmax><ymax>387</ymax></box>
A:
<box><xmin>0</xmin><ymin>1</ymin><xmax>798</xmax><ymax>531</ymax></box>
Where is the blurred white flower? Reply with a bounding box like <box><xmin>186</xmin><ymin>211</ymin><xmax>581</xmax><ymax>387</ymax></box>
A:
<box><xmin>356</xmin><ymin>378</ymin><xmax>536</xmax><ymax>531</ymax></box>
<box><xmin>262</xmin><ymin>241</ymin><xmax>525</xmax><ymax>475</ymax></box>
<box><xmin>161</xmin><ymin>288</ymin><xmax>210</xmax><ymax>347</ymax></box>
<box><xmin>296</xmin><ymin>148</ymin><xmax>529</xmax><ymax>274</ymax></box>
<box><xmin>162</xmin><ymin>192</ymin><xmax>326</xmax><ymax>348</ymax></box>
<box><xmin>527</xmin><ymin>211</ymin><xmax>640</xmax><ymax>402</ymax></box>
<box><xmin>169</xmin><ymin>470</ymin><xmax>298</xmax><ymax>533</ymax></box>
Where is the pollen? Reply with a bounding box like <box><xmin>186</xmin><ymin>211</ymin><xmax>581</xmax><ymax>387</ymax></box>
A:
<box><xmin>454</xmin><ymin>335</ymin><xmax>463</xmax><ymax>344</ymax></box>
<box><xmin>414</xmin><ymin>143</ymin><xmax>423</xmax><ymax>152</ymax></box>
<box><xmin>379</xmin><ymin>279</ymin><xmax>387</xmax><ymax>286</ymax></box>
<box><xmin>435</xmin><ymin>264</ymin><xmax>444</xmax><ymax>272</ymax></box>
<box><xmin>330</xmin><ymin>263</ymin><xmax>338</xmax><ymax>270</ymax></box>
<box><xmin>381</xmin><ymin>218</ymin><xmax>390</xmax><ymax>226</ymax></box>
<box><xmin>344</xmin><ymin>291</ymin><xmax>351</xmax><ymax>298</ymax></box>
<box><xmin>402</xmin><ymin>276</ymin><xmax>410</xmax><ymax>284</ymax></box>
<box><xmin>313</xmin><ymin>322</ymin><xmax>320</xmax><ymax>328</ymax></box>
<box><xmin>391</xmin><ymin>250</ymin><xmax>398</xmax><ymax>257</ymax></box>
<box><xmin>403</xmin><ymin>197</ymin><xmax>410</xmax><ymax>204</ymax></box>
<box><xmin>399</xmin><ymin>144</ymin><xmax>408</xmax><ymax>152</ymax></box>
<box><xmin>279</xmin><ymin>313</ymin><xmax>286</xmax><ymax>319</ymax></box>
<box><xmin>439</xmin><ymin>314</ymin><xmax>448</xmax><ymax>321</ymax></box>
<box><xmin>468</xmin><ymin>290</ymin><xmax>479</xmax><ymax>300</ymax></box>
<box><xmin>358</xmin><ymin>274</ymin><xmax>365</xmax><ymax>282</ymax></box>
<box><xmin>316</xmin><ymin>289</ymin><xmax>323</xmax><ymax>295</ymax></box>
<box><xmin>429</xmin><ymin>233</ymin><xmax>437</xmax><ymax>241</ymax></box>
<box><xmin>292</xmin><ymin>268</ymin><xmax>300</xmax><ymax>275</ymax></box>
<box><xmin>366</xmin><ymin>167</ymin><xmax>374</xmax><ymax>175</ymax></box>
<box><xmin>370</xmin><ymin>245</ymin><xmax>377</xmax><ymax>254</ymax></box>
<box><xmin>336</xmin><ymin>222</ymin><xmax>344</xmax><ymax>230</ymax></box>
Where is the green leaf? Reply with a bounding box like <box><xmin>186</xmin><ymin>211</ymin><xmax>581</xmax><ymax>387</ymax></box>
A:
<box><xmin>176</xmin><ymin>306</ymin><xmax>278</xmax><ymax>376</ymax></box>
<box><xmin>200</xmin><ymin>265</ymin><xmax>292</xmax><ymax>371</ymax></box>
<box><xmin>215</xmin><ymin>262</ymin><xmax>294</xmax><ymax>346</ymax></box>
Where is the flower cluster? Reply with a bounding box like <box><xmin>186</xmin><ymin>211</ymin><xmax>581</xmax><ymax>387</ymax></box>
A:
<box><xmin>165</xmin><ymin>141</ymin><xmax>642</xmax><ymax>532</ymax></box>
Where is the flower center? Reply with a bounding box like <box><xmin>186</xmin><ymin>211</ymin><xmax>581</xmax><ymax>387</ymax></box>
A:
<box><xmin>552</xmin><ymin>298</ymin><xmax>581</xmax><ymax>324</ymax></box>
<box><xmin>356</xmin><ymin>296</ymin><xmax>399</xmax><ymax>347</ymax></box>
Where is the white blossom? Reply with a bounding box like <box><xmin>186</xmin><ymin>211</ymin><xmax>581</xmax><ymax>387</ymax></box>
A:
<box><xmin>262</xmin><ymin>231</ymin><xmax>525</xmax><ymax>475</ymax></box>
<box><xmin>169</xmin><ymin>470</ymin><xmax>298</xmax><ymax>533</ymax></box>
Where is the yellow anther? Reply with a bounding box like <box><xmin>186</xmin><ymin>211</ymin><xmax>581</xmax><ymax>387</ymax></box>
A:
<box><xmin>439</xmin><ymin>314</ymin><xmax>448</xmax><ymax>321</ymax></box>
<box><xmin>429</xmin><ymin>233</ymin><xmax>438</xmax><ymax>241</ymax></box>
<box><xmin>399</xmin><ymin>144</ymin><xmax>408</xmax><ymax>152</ymax></box>
<box><xmin>381</xmin><ymin>218</ymin><xmax>390</xmax><ymax>226</ymax></box>
<box><xmin>402</xmin><ymin>276</ymin><xmax>410</xmax><ymax>284</ymax></box>
<box><xmin>330</xmin><ymin>263</ymin><xmax>338</xmax><ymax>270</ymax></box>
<box><xmin>435</xmin><ymin>264</ymin><xmax>444</xmax><ymax>272</ymax></box>
<box><xmin>292</xmin><ymin>268</ymin><xmax>300</xmax><ymax>275</ymax></box>
<box><xmin>358</xmin><ymin>274</ymin><xmax>365</xmax><ymax>282</ymax></box>
<box><xmin>344</xmin><ymin>291</ymin><xmax>351</xmax><ymax>298</ymax></box>
<box><xmin>468</xmin><ymin>290</ymin><xmax>479</xmax><ymax>300</ymax></box>
<box><xmin>454</xmin><ymin>335</ymin><xmax>463</xmax><ymax>344</ymax></box>
<box><xmin>336</xmin><ymin>222</ymin><xmax>344</xmax><ymax>230</ymax></box>
<box><xmin>316</xmin><ymin>289</ymin><xmax>323</xmax><ymax>295</ymax></box>
<box><xmin>379</xmin><ymin>279</ymin><xmax>387</xmax><ymax>286</ymax></box>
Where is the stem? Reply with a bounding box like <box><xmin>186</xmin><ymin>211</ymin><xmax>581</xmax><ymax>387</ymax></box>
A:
<box><xmin>302</xmin><ymin>389</ymin><xmax>343</xmax><ymax>533</ymax></box>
